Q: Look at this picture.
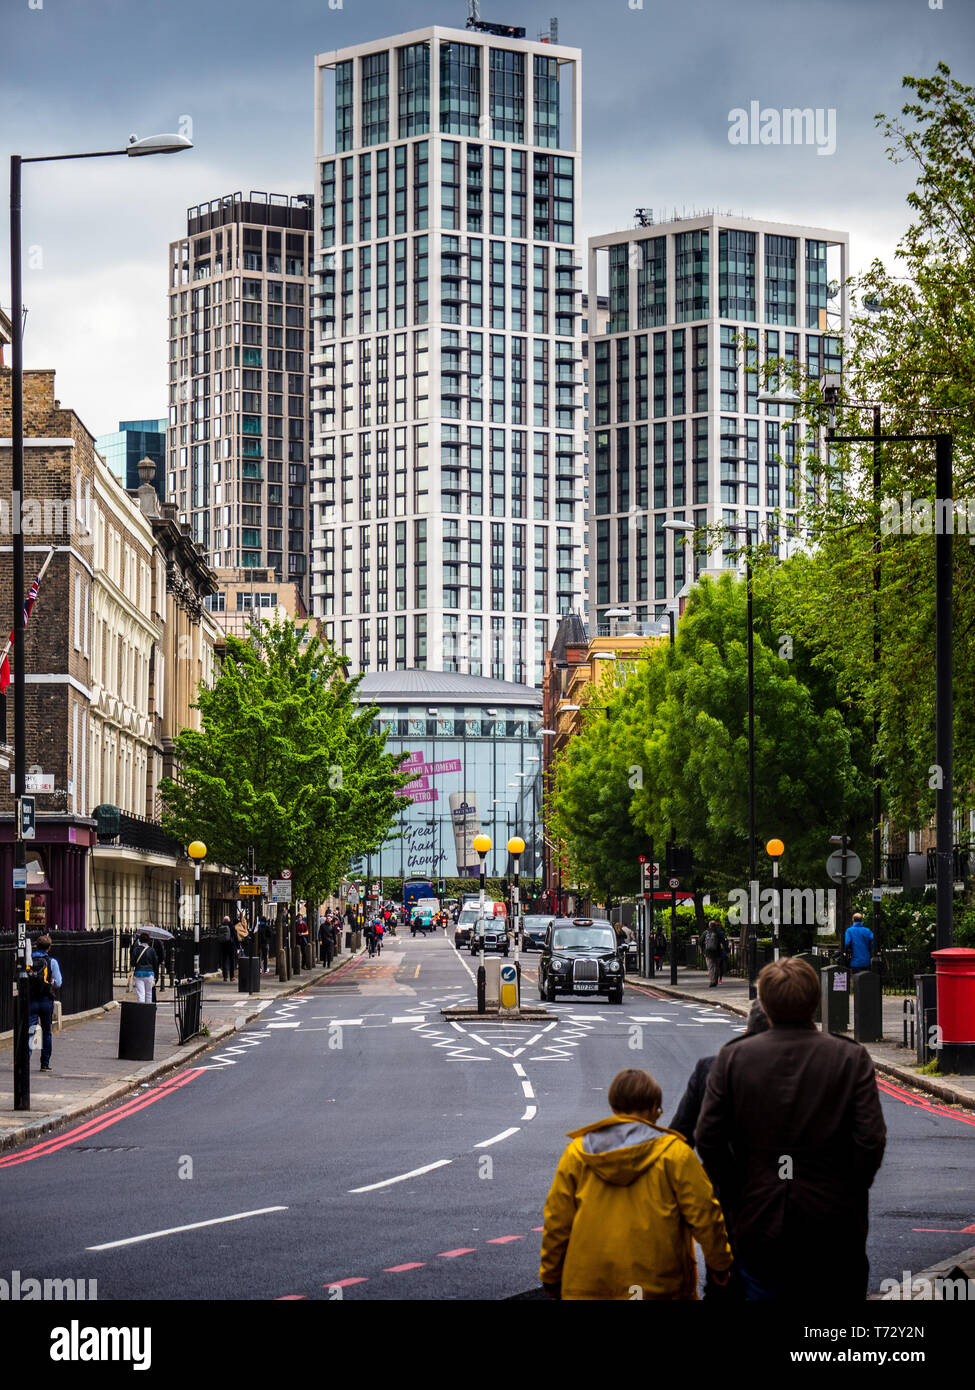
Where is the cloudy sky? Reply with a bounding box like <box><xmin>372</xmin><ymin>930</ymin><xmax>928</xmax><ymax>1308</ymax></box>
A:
<box><xmin>2</xmin><ymin>0</ymin><xmax>970</xmax><ymax>436</ymax></box>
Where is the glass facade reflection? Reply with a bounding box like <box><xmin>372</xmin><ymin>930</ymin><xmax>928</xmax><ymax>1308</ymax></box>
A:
<box><xmin>357</xmin><ymin>674</ymin><xmax>543</xmax><ymax>880</ymax></box>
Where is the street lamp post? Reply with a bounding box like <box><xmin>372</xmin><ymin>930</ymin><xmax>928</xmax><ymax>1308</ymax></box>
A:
<box><xmin>508</xmin><ymin>835</ymin><xmax>525</xmax><ymax>1006</ymax></box>
<box><xmin>766</xmin><ymin>839</ymin><xmax>785</xmax><ymax>960</ymax></box>
<box><xmin>188</xmin><ymin>841</ymin><xmax>207</xmax><ymax>978</ymax></box>
<box><xmin>9</xmin><ymin>132</ymin><xmax>192</xmax><ymax>1111</ymax></box>
<box><xmin>473</xmin><ymin>834</ymin><xmax>491</xmax><ymax>1013</ymax></box>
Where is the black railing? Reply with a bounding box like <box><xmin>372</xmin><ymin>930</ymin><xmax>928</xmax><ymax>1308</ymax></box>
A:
<box><xmin>99</xmin><ymin>812</ymin><xmax>185</xmax><ymax>858</ymax></box>
<box><xmin>174</xmin><ymin>978</ymin><xmax>204</xmax><ymax>1044</ymax></box>
<box><xmin>877</xmin><ymin>947</ymin><xmax>934</xmax><ymax>994</ymax></box>
<box><xmin>883</xmin><ymin>845</ymin><xmax>970</xmax><ymax>884</ymax></box>
<box><xmin>0</xmin><ymin>931</ymin><xmax>114</xmax><ymax>1033</ymax></box>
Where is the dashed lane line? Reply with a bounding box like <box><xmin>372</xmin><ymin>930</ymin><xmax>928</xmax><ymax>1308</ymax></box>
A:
<box><xmin>87</xmin><ymin>1206</ymin><xmax>288</xmax><ymax>1252</ymax></box>
<box><xmin>473</xmin><ymin>1127</ymin><xmax>520</xmax><ymax>1148</ymax></box>
<box><xmin>348</xmin><ymin>1159</ymin><xmax>453</xmax><ymax>1194</ymax></box>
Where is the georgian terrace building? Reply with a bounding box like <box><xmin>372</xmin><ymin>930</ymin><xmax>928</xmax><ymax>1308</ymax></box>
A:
<box><xmin>0</xmin><ymin>364</ymin><xmax>226</xmax><ymax>942</ymax></box>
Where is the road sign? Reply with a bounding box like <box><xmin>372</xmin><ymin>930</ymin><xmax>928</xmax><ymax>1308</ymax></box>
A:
<box><xmin>280</xmin><ymin>867</ymin><xmax>292</xmax><ymax>880</ymax></box>
<box><xmin>638</xmin><ymin>854</ymin><xmax>647</xmax><ymax>864</ymax></box>
<box><xmin>826</xmin><ymin>850</ymin><xmax>862</xmax><ymax>884</ymax></box>
<box><xmin>272</xmin><ymin>879</ymin><xmax>293</xmax><ymax>903</ymax></box>
<box><xmin>238</xmin><ymin>883</ymin><xmax>261</xmax><ymax>896</ymax></box>
<box><xmin>10</xmin><ymin>773</ymin><xmax>54</xmax><ymax>793</ymax></box>
<box><xmin>19</xmin><ymin>796</ymin><xmax>35</xmax><ymax>841</ymax></box>
<box><xmin>254</xmin><ymin>875</ymin><xmax>269</xmax><ymax>893</ymax></box>
<box><xmin>872</xmin><ymin>887</ymin><xmax>883</xmax><ymax>902</ymax></box>
<box><xmin>12</xmin><ymin>867</ymin><xmax>27</xmax><ymax>890</ymax></box>
<box><xmin>346</xmin><ymin>885</ymin><xmax>360</xmax><ymax>906</ymax></box>
<box><xmin>668</xmin><ymin>877</ymin><xmax>681</xmax><ymax>889</ymax></box>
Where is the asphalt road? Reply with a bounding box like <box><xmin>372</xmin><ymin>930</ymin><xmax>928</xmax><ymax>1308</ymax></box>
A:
<box><xmin>0</xmin><ymin>928</ymin><xmax>972</xmax><ymax>1301</ymax></box>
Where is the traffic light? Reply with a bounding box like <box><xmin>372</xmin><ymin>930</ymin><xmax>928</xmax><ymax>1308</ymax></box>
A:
<box><xmin>666</xmin><ymin>843</ymin><xmax>693</xmax><ymax>876</ymax></box>
<box><xmin>437</xmin><ymin>878</ymin><xmax>446</xmax><ymax>895</ymax></box>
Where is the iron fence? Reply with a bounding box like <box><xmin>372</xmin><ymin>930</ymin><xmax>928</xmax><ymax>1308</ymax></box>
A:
<box><xmin>0</xmin><ymin>931</ymin><xmax>114</xmax><ymax>1033</ymax></box>
<box><xmin>174</xmin><ymin>977</ymin><xmax>204</xmax><ymax>1044</ymax></box>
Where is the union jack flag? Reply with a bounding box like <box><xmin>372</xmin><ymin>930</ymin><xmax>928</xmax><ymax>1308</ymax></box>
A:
<box><xmin>0</xmin><ymin>575</ymin><xmax>41</xmax><ymax>695</ymax></box>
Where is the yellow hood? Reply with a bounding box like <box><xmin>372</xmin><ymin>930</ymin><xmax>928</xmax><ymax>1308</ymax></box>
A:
<box><xmin>565</xmin><ymin>1114</ymin><xmax>683</xmax><ymax>1187</ymax></box>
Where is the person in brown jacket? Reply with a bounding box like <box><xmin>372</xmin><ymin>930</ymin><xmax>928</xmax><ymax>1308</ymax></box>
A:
<box><xmin>695</xmin><ymin>956</ymin><xmax>886</xmax><ymax>1301</ymax></box>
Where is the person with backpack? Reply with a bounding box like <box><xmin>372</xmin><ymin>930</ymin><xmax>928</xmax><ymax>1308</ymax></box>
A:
<box><xmin>130</xmin><ymin>931</ymin><xmax>159</xmax><ymax>1004</ymax></box>
<box><xmin>217</xmin><ymin>916</ymin><xmax>236</xmax><ymax>981</ymax></box>
<box><xmin>701</xmin><ymin>920</ymin><xmax>728</xmax><ymax>988</ymax></box>
<box><xmin>28</xmin><ymin>934</ymin><xmax>62</xmax><ymax>1072</ymax></box>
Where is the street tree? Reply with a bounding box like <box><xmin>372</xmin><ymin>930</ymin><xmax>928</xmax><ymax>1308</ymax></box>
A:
<box><xmin>160</xmin><ymin>619</ymin><xmax>411</xmax><ymax>910</ymax></box>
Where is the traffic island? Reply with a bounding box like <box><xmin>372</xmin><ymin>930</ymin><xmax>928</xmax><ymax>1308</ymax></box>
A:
<box><xmin>440</xmin><ymin>1003</ymin><xmax>557</xmax><ymax>1021</ymax></box>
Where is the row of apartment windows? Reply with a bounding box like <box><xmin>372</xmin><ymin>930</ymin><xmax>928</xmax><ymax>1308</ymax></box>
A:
<box><xmin>325</xmin><ymin>611</ymin><xmax>555</xmax><ymax>685</ymax></box>
<box><xmin>334</xmin><ymin>45</ymin><xmax>562</xmax><ymax>150</ymax></box>
<box><xmin>321</xmin><ymin>144</ymin><xmax>574</xmax><ymax>247</ymax></box>
<box><xmin>592</xmin><ymin>328</ymin><xmax>842</xmax><ymax>426</ymax></box>
<box><xmin>605</xmin><ymin>232</ymin><xmax>831</xmax><ymax>331</ymax></box>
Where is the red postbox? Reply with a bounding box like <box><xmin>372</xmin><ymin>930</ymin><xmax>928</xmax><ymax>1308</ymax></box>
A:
<box><xmin>932</xmin><ymin>947</ymin><xmax>975</xmax><ymax>1074</ymax></box>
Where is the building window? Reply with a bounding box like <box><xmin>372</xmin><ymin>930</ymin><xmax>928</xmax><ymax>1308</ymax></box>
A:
<box><xmin>440</xmin><ymin>41</ymin><xmax>480</xmax><ymax>136</ymax></box>
<box><xmin>533</xmin><ymin>54</ymin><xmax>559</xmax><ymax>147</ymax></box>
<box><xmin>765</xmin><ymin>234</ymin><xmax>797</xmax><ymax>325</ymax></box>
<box><xmin>490</xmin><ymin>48</ymin><xmax>524</xmax><ymax>142</ymax></box>
<box><xmin>335</xmin><ymin>61</ymin><xmax>354</xmax><ymax>152</ymax></box>
<box><xmin>398</xmin><ymin>42</ymin><xmax>430</xmax><ymax>137</ymax></box>
<box><xmin>637</xmin><ymin>236</ymin><xmax>667</xmax><ymax>328</ymax></box>
<box><xmin>675</xmin><ymin>229</ymin><xmax>710</xmax><ymax>322</ymax></box>
<box><xmin>718</xmin><ymin>229</ymin><xmax>756</xmax><ymax>320</ymax></box>
<box><xmin>609</xmin><ymin>244</ymin><xmax>628</xmax><ymax>334</ymax></box>
<box><xmin>361</xmin><ymin>51</ymin><xmax>389</xmax><ymax>146</ymax></box>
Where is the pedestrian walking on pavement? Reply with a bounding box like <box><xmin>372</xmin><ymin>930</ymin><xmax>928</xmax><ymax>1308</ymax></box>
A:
<box><xmin>695</xmin><ymin>957</ymin><xmax>887</xmax><ymax>1301</ymax></box>
<box><xmin>701</xmin><ymin>921</ymin><xmax>728</xmax><ymax>987</ymax></box>
<box><xmin>258</xmin><ymin>916</ymin><xmax>272</xmax><ymax>972</ymax></box>
<box><xmin>844</xmin><ymin>911</ymin><xmax>875</xmax><ymax>974</ymax></box>
<box><xmin>130</xmin><ymin>931</ymin><xmax>159</xmax><ymax>1005</ymax></box>
<box><xmin>654</xmin><ymin>927</ymin><xmax>667</xmax><ymax>971</ymax></box>
<box><xmin>538</xmin><ymin>1068</ymin><xmax>733</xmax><ymax>1301</ymax></box>
<box><xmin>28</xmin><ymin>934</ymin><xmax>62</xmax><ymax>1072</ymax></box>
<box><xmin>319</xmin><ymin>915</ymin><xmax>334</xmax><ymax>966</ymax></box>
<box><xmin>217</xmin><ymin>916</ymin><xmax>236</xmax><ymax>981</ymax></box>
<box><xmin>297</xmin><ymin>915</ymin><xmax>311</xmax><ymax>968</ymax></box>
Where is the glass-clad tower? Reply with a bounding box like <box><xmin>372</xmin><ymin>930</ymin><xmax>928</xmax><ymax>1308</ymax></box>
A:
<box><xmin>312</xmin><ymin>26</ymin><xmax>584</xmax><ymax>684</ymax></box>
<box><xmin>588</xmin><ymin>213</ymin><xmax>849</xmax><ymax>630</ymax></box>
<box><xmin>167</xmin><ymin>192</ymin><xmax>314</xmax><ymax>598</ymax></box>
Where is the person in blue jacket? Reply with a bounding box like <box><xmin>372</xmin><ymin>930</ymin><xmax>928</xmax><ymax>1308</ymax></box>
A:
<box><xmin>28</xmin><ymin>934</ymin><xmax>63</xmax><ymax>1072</ymax></box>
<box><xmin>844</xmin><ymin>912</ymin><xmax>874</xmax><ymax>972</ymax></box>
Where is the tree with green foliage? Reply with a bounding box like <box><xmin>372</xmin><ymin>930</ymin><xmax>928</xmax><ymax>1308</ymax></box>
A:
<box><xmin>548</xmin><ymin>575</ymin><xmax>872</xmax><ymax>936</ymax></box>
<box><xmin>757</xmin><ymin>64</ymin><xmax>975</xmax><ymax>833</ymax></box>
<box><xmin>160</xmin><ymin>620</ymin><xmax>412</xmax><ymax>917</ymax></box>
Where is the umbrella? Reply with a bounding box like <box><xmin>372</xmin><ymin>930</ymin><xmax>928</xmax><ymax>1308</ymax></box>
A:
<box><xmin>139</xmin><ymin>924</ymin><xmax>174</xmax><ymax>939</ymax></box>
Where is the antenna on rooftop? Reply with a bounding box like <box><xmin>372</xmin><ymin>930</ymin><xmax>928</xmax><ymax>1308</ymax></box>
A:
<box><xmin>467</xmin><ymin>0</ymin><xmax>480</xmax><ymax>24</ymax></box>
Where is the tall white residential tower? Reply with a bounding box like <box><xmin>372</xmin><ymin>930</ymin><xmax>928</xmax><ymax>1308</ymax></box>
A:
<box><xmin>588</xmin><ymin>212</ymin><xmax>849</xmax><ymax>631</ymax></box>
<box><xmin>312</xmin><ymin>24</ymin><xmax>585</xmax><ymax>683</ymax></box>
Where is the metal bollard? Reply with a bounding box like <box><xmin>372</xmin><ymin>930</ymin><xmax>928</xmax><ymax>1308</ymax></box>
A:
<box><xmin>853</xmin><ymin>969</ymin><xmax>883</xmax><ymax>1043</ymax></box>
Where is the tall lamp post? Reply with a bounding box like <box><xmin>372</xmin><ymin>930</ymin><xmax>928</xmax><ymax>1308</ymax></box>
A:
<box><xmin>473</xmin><ymin>834</ymin><xmax>492</xmax><ymax>1013</ymax></box>
<box><xmin>766</xmin><ymin>839</ymin><xmax>784</xmax><ymax>960</ymax></box>
<box><xmin>9</xmin><ymin>132</ymin><xmax>192</xmax><ymax>1111</ymax></box>
<box><xmin>188</xmin><ymin>841</ymin><xmax>207</xmax><ymax>978</ymax></box>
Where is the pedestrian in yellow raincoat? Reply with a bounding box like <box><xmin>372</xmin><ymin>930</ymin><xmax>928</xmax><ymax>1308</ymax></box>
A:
<box><xmin>539</xmin><ymin>1068</ymin><xmax>733</xmax><ymax>1300</ymax></box>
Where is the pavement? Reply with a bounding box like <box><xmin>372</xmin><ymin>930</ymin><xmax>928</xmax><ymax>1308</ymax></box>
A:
<box><xmin>629</xmin><ymin>965</ymin><xmax>975</xmax><ymax>1112</ymax></box>
<box><xmin>0</xmin><ymin>945</ymin><xmax>364</xmax><ymax>1152</ymax></box>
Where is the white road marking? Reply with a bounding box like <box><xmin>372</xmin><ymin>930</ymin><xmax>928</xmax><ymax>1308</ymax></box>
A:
<box><xmin>394</xmin><ymin>1016</ymin><xmax>426</xmax><ymax>1024</ymax></box>
<box><xmin>349</xmin><ymin>1159</ymin><xmax>453</xmax><ymax>1193</ymax></box>
<box><xmin>524</xmin><ymin>1033</ymin><xmax>543</xmax><ymax>1045</ymax></box>
<box><xmin>629</xmin><ymin>1015</ymin><xmax>675</xmax><ymax>1022</ymax></box>
<box><xmin>467</xmin><ymin>1033</ymin><xmax>490</xmax><ymax>1046</ymax></box>
<box><xmin>493</xmin><ymin>1047</ymin><xmax>525</xmax><ymax>1059</ymax></box>
<box><xmin>512</xmin><ymin>1063</ymin><xmax>527</xmax><ymax>1078</ymax></box>
<box><xmin>474</xmin><ymin>1127</ymin><xmax>520</xmax><ymax>1148</ymax></box>
<box><xmin>521</xmin><ymin>1080</ymin><xmax>535</xmax><ymax>1099</ymax></box>
<box><xmin>541</xmin><ymin>1021</ymin><xmax>558</xmax><ymax>1033</ymax></box>
<box><xmin>676</xmin><ymin>1023</ymin><xmax>704</xmax><ymax>1027</ymax></box>
<box><xmin>265</xmin><ymin>1022</ymin><xmax>301</xmax><ymax>1029</ymax></box>
<box><xmin>449</xmin><ymin>1022</ymin><xmax>467</xmax><ymax>1032</ymax></box>
<box><xmin>87</xmin><ymin>1207</ymin><xmax>288</xmax><ymax>1251</ymax></box>
<box><xmin>521</xmin><ymin>1105</ymin><xmax>537</xmax><ymax>1120</ymax></box>
<box><xmin>331</xmin><ymin>1018</ymin><xmax>364</xmax><ymax>1025</ymax></box>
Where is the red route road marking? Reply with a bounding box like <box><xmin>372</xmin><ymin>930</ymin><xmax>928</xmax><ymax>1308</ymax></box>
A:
<box><xmin>323</xmin><ymin>1277</ymin><xmax>369</xmax><ymax>1288</ymax></box>
<box><xmin>0</xmin><ymin>1068</ymin><xmax>205</xmax><ymax>1169</ymax></box>
<box><xmin>487</xmin><ymin>1235</ymin><xmax>524</xmax><ymax>1244</ymax></box>
<box><xmin>437</xmin><ymin>1248</ymin><xmax>477</xmax><ymax>1258</ymax></box>
<box><xmin>877</xmin><ymin>1077</ymin><xmax>975</xmax><ymax>1127</ymax></box>
<box><xmin>384</xmin><ymin>1262</ymin><xmax>426</xmax><ymax>1272</ymax></box>
<box><xmin>276</xmin><ymin>1295</ymin><xmax>307</xmax><ymax>1300</ymax></box>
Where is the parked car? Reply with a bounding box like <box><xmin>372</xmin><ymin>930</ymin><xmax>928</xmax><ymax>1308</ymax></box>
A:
<box><xmin>520</xmin><ymin>914</ymin><xmax>554</xmax><ymax>951</ymax></box>
<box><xmin>538</xmin><ymin>918</ymin><xmax>625</xmax><ymax>1004</ymax></box>
<box><xmin>469</xmin><ymin>917</ymin><xmax>510</xmax><ymax>956</ymax></box>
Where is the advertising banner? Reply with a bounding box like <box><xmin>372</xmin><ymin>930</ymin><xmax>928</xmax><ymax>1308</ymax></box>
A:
<box><xmin>449</xmin><ymin>791</ymin><xmax>482</xmax><ymax>875</ymax></box>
